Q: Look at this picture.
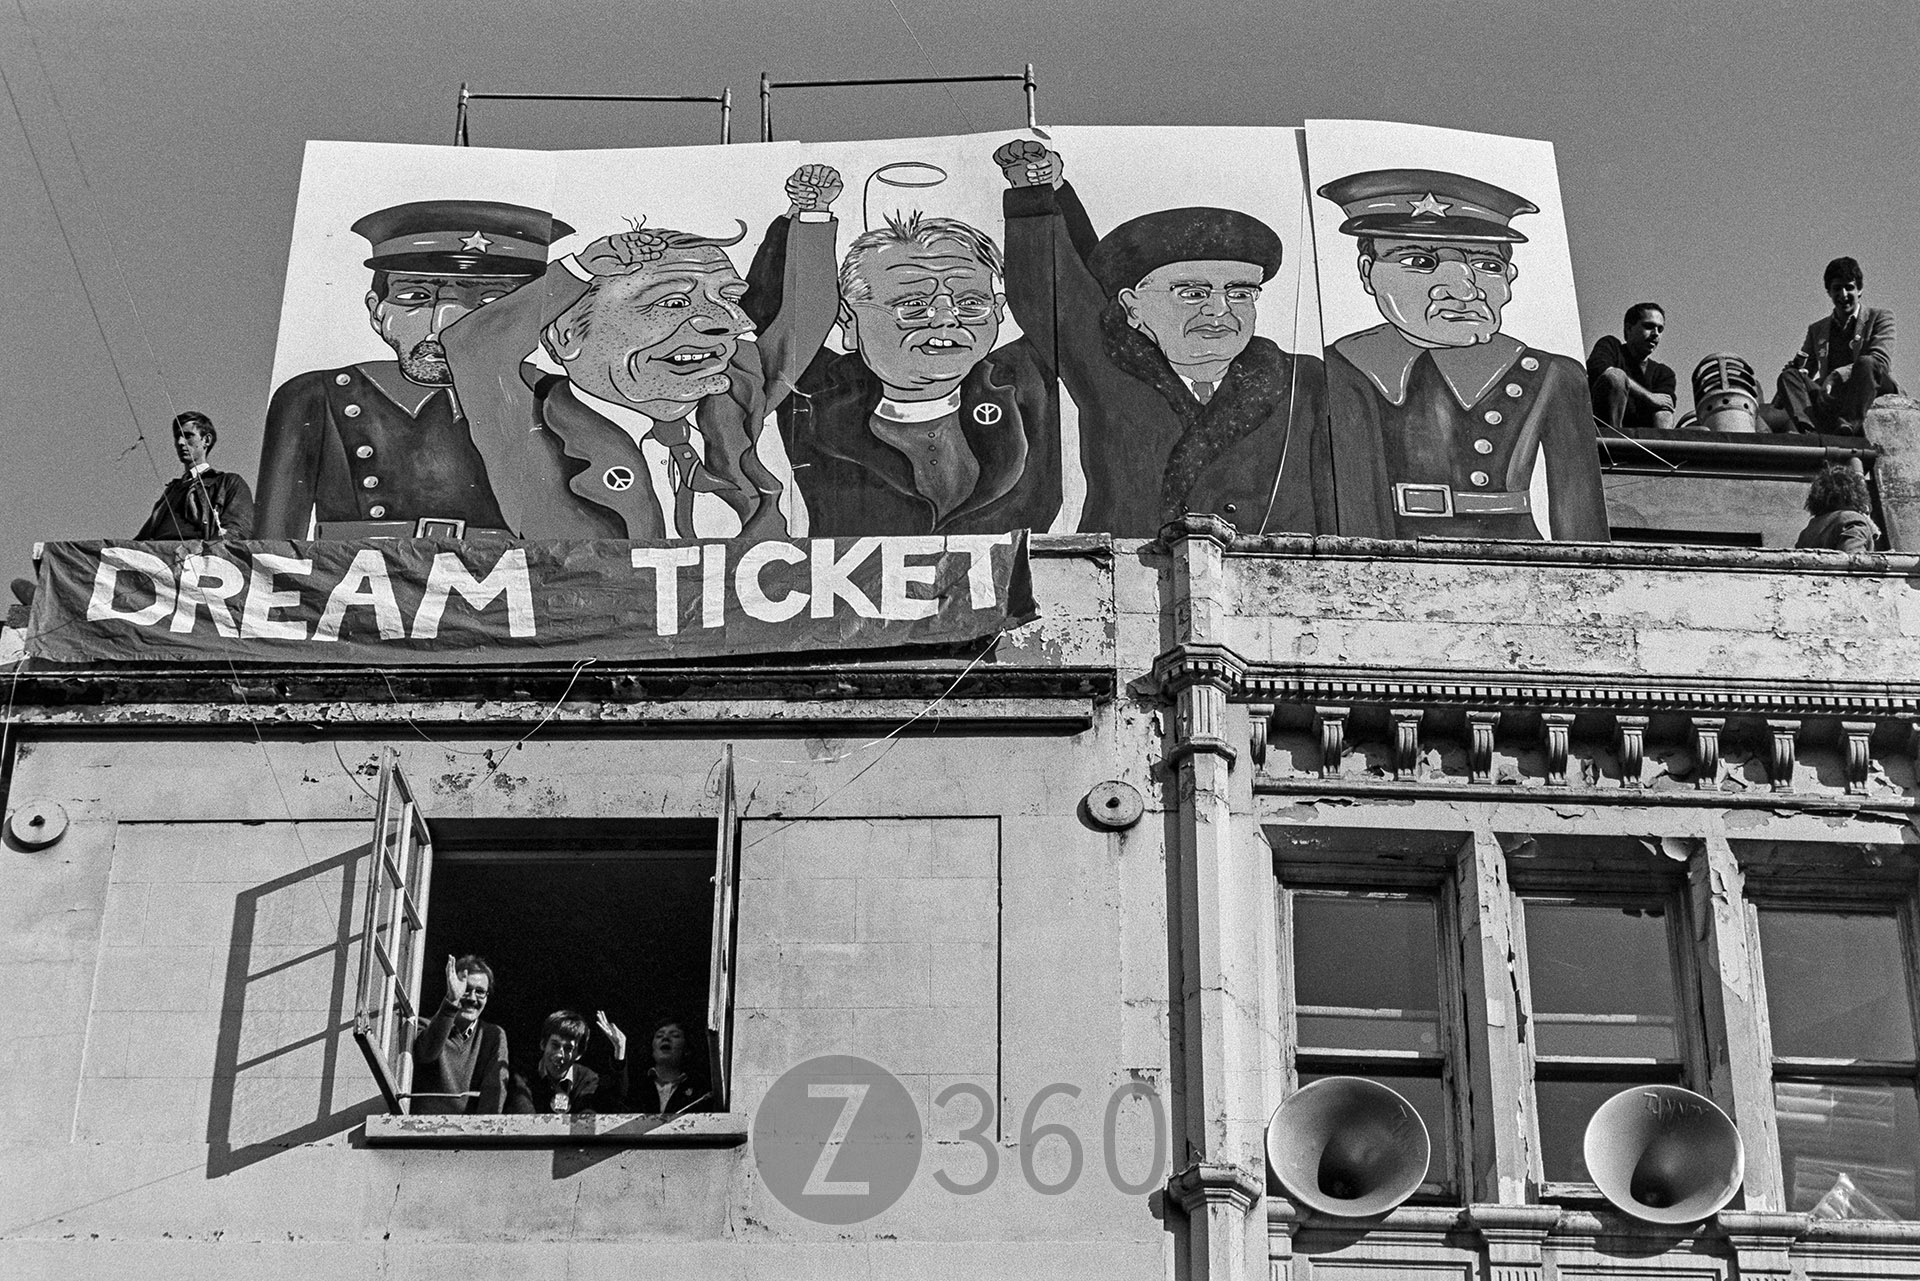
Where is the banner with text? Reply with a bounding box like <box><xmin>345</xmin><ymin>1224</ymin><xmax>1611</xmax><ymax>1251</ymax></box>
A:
<box><xmin>27</xmin><ymin>534</ymin><xmax>1034</xmax><ymax>665</ymax></box>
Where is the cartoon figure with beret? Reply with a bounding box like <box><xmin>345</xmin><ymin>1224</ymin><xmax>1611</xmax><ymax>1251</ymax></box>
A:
<box><xmin>999</xmin><ymin>140</ymin><xmax>1330</xmax><ymax>537</ymax></box>
<box><xmin>1316</xmin><ymin>168</ymin><xmax>1608</xmax><ymax>542</ymax></box>
<box><xmin>255</xmin><ymin>200</ymin><xmax>573</xmax><ymax>539</ymax></box>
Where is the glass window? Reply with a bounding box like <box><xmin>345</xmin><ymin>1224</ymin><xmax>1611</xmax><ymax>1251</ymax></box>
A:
<box><xmin>1758</xmin><ymin>908</ymin><xmax>1920</xmax><ymax>1219</ymax></box>
<box><xmin>1521</xmin><ymin>899</ymin><xmax>1687</xmax><ymax>1184</ymax></box>
<box><xmin>1290</xmin><ymin>890</ymin><xmax>1454</xmax><ymax>1194</ymax></box>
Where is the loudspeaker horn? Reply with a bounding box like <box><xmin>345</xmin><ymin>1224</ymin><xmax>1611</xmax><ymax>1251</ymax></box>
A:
<box><xmin>1583</xmin><ymin>1084</ymin><xmax>1745</xmax><ymax>1224</ymax></box>
<box><xmin>1266</xmin><ymin>1077</ymin><xmax>1431</xmax><ymax>1217</ymax></box>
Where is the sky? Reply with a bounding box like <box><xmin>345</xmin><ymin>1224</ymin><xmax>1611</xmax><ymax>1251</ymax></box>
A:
<box><xmin>2</xmin><ymin>0</ymin><xmax>1915</xmax><ymax>574</ymax></box>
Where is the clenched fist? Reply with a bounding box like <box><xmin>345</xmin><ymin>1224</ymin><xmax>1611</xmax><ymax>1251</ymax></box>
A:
<box><xmin>785</xmin><ymin>164</ymin><xmax>844</xmax><ymax>215</ymax></box>
<box><xmin>993</xmin><ymin>138</ymin><xmax>1062</xmax><ymax>189</ymax></box>
<box><xmin>577</xmin><ymin>223</ymin><xmax>670</xmax><ymax>278</ymax></box>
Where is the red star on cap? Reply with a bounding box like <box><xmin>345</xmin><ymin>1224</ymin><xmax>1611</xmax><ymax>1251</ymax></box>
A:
<box><xmin>1408</xmin><ymin>193</ymin><xmax>1451</xmax><ymax>218</ymax></box>
<box><xmin>460</xmin><ymin>231</ymin><xmax>493</xmax><ymax>252</ymax></box>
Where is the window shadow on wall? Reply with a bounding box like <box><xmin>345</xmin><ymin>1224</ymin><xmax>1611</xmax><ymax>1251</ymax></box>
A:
<box><xmin>205</xmin><ymin>842</ymin><xmax>383</xmax><ymax>1178</ymax></box>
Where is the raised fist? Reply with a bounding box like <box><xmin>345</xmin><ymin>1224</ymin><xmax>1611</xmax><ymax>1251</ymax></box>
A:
<box><xmin>576</xmin><ymin>223</ymin><xmax>671</xmax><ymax>277</ymax></box>
<box><xmin>786</xmin><ymin>164</ymin><xmax>844</xmax><ymax>215</ymax></box>
<box><xmin>993</xmin><ymin>138</ymin><xmax>1061</xmax><ymax>189</ymax></box>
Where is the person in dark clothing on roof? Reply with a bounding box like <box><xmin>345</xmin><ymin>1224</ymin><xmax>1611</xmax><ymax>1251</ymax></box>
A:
<box><xmin>1796</xmin><ymin>464</ymin><xmax>1880</xmax><ymax>552</ymax></box>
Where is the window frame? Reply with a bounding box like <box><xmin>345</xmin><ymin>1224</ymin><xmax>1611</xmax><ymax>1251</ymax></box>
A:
<box><xmin>1277</xmin><ymin>858</ymin><xmax>1469</xmax><ymax>1204</ymax></box>
<box><xmin>1745</xmin><ymin>886</ymin><xmax>1920</xmax><ymax>1216</ymax></box>
<box><xmin>1504</xmin><ymin>849</ymin><xmax>1709</xmax><ymax>1198</ymax></box>
<box><xmin>350</xmin><ymin>745</ymin><xmax>746</xmax><ymax>1134</ymax></box>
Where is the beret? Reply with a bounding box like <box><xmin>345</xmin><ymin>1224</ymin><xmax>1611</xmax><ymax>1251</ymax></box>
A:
<box><xmin>1087</xmin><ymin>207</ymin><xmax>1284</xmax><ymax>297</ymax></box>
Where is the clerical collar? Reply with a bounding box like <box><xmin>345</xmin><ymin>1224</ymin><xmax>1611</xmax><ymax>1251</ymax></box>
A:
<box><xmin>875</xmin><ymin>389</ymin><xmax>963</xmax><ymax>423</ymax></box>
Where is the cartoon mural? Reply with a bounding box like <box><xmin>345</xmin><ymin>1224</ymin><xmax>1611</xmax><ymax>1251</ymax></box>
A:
<box><xmin>738</xmin><ymin>143</ymin><xmax>1096</xmax><ymax>537</ymax></box>
<box><xmin>445</xmin><ymin>165</ymin><xmax>841</xmax><ymax>541</ymax></box>
<box><xmin>263</xmin><ymin>131</ymin><xmax>1324</xmax><ymax>544</ymax></box>
<box><xmin>1307</xmin><ymin>121</ymin><xmax>1607</xmax><ymax>543</ymax></box>
<box><xmin>256</xmin><ymin>197</ymin><xmax>572</xmax><ymax>539</ymax></box>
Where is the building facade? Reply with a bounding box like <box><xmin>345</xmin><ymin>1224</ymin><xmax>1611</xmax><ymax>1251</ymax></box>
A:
<box><xmin>4</xmin><ymin>399</ymin><xmax>1920</xmax><ymax>1279</ymax></box>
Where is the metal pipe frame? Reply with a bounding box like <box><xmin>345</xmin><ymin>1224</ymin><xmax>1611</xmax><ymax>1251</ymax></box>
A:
<box><xmin>454</xmin><ymin>82</ymin><xmax>733</xmax><ymax>146</ymax></box>
<box><xmin>757</xmin><ymin>64</ymin><xmax>1037</xmax><ymax>142</ymax></box>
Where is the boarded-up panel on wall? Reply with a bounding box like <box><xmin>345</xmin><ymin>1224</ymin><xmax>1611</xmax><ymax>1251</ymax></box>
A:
<box><xmin>730</xmin><ymin>816</ymin><xmax>999</xmax><ymax>1118</ymax></box>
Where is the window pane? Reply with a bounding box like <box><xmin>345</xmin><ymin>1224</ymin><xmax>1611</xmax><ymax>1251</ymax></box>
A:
<box><xmin>1536</xmin><ymin>1076</ymin><xmax>1679</xmax><ymax>1184</ymax></box>
<box><xmin>1777</xmin><ymin>1079</ymin><xmax>1920</xmax><ymax>1219</ymax></box>
<box><xmin>1297</xmin><ymin>1070</ymin><xmax>1449</xmax><ymax>1188</ymax></box>
<box><xmin>1294</xmin><ymin>896</ymin><xmax>1439</xmax><ymax>1054</ymax></box>
<box><xmin>1525</xmin><ymin>903</ymin><xmax>1677</xmax><ymax>1059</ymax></box>
<box><xmin>1758</xmin><ymin>910</ymin><xmax>1917</xmax><ymax>1062</ymax></box>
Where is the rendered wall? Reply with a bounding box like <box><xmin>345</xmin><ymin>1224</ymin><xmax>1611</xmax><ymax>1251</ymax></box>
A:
<box><xmin>0</xmin><ymin>546</ymin><xmax>1188</xmax><ymax>1280</ymax></box>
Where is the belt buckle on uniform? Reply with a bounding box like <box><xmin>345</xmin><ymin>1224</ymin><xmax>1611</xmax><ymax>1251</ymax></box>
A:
<box><xmin>1393</xmin><ymin>482</ymin><xmax>1454</xmax><ymax>517</ymax></box>
<box><xmin>415</xmin><ymin>517</ymin><xmax>467</xmax><ymax>539</ymax></box>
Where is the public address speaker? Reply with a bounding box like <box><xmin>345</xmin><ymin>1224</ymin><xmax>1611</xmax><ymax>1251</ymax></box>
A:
<box><xmin>1582</xmin><ymin>1084</ymin><xmax>1745</xmax><ymax>1224</ymax></box>
<box><xmin>1266</xmin><ymin>1077</ymin><xmax>1431</xmax><ymax>1217</ymax></box>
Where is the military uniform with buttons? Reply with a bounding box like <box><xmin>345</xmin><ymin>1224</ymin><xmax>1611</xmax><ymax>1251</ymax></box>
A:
<box><xmin>1316</xmin><ymin>168</ymin><xmax>1610</xmax><ymax>542</ymax></box>
<box><xmin>1324</xmin><ymin>325</ymin><xmax>1605</xmax><ymax>540</ymax></box>
<box><xmin>255</xmin><ymin>199</ymin><xmax>572</xmax><ymax>540</ymax></box>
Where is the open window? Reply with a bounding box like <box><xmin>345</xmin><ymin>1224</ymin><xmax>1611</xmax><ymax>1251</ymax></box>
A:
<box><xmin>351</xmin><ymin>746</ymin><xmax>744</xmax><ymax>1120</ymax></box>
<box><xmin>352</xmin><ymin>749</ymin><xmax>433</xmax><ymax>1112</ymax></box>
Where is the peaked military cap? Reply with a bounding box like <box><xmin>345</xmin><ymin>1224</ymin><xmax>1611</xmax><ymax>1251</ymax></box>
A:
<box><xmin>1317</xmin><ymin>168</ymin><xmax>1536</xmax><ymax>244</ymax></box>
<box><xmin>352</xmin><ymin>199</ymin><xmax>576</xmax><ymax>275</ymax></box>
<box><xmin>1087</xmin><ymin>207</ymin><xmax>1284</xmax><ymax>298</ymax></box>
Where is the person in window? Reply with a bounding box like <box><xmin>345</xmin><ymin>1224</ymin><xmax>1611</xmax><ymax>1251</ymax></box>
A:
<box><xmin>1796</xmin><ymin>464</ymin><xmax>1881</xmax><ymax>552</ymax></box>
<box><xmin>411</xmin><ymin>954</ymin><xmax>508</xmax><ymax>1114</ymax></box>
<box><xmin>640</xmin><ymin>1018</ymin><xmax>710</xmax><ymax>1114</ymax></box>
<box><xmin>508</xmin><ymin>1010</ymin><xmax>629</xmax><ymax>1114</ymax></box>
<box><xmin>133</xmin><ymin>412</ymin><xmax>255</xmax><ymax>540</ymax></box>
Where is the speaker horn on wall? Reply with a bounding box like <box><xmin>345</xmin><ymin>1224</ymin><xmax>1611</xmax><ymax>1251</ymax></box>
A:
<box><xmin>1582</xmin><ymin>1084</ymin><xmax>1745</xmax><ymax>1224</ymax></box>
<box><xmin>1266</xmin><ymin>1076</ymin><xmax>1432</xmax><ymax>1217</ymax></box>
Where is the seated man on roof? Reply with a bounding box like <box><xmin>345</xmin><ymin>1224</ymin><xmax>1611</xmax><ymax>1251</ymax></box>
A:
<box><xmin>1587</xmin><ymin>303</ymin><xmax>1676</xmax><ymax>433</ymax></box>
<box><xmin>1765</xmin><ymin>256</ymin><xmax>1899</xmax><ymax>436</ymax></box>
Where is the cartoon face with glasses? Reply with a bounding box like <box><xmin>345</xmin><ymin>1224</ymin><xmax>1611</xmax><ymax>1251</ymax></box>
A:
<box><xmin>1118</xmin><ymin>260</ymin><xmax>1266</xmax><ymax>384</ymax></box>
<box><xmin>836</xmin><ymin>213</ymin><xmax>1008</xmax><ymax>402</ymax></box>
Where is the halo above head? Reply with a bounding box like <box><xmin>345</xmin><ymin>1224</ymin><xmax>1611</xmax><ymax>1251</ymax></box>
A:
<box><xmin>864</xmin><ymin>161</ymin><xmax>950</xmax><ymax>231</ymax></box>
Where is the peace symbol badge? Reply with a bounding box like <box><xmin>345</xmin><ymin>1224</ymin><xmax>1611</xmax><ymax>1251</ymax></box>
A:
<box><xmin>972</xmin><ymin>403</ymin><xmax>1003</xmax><ymax>426</ymax></box>
<box><xmin>603</xmin><ymin>466</ymin><xmax>635</xmax><ymax>491</ymax></box>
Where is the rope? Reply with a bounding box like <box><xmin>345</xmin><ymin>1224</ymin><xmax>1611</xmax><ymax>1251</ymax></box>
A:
<box><xmin>5</xmin><ymin>0</ymin><xmax>169</xmax><ymax>479</ymax></box>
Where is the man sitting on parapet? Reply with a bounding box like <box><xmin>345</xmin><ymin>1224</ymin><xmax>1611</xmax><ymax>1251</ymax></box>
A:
<box><xmin>1765</xmin><ymin>256</ymin><xmax>1899</xmax><ymax>435</ymax></box>
<box><xmin>1587</xmin><ymin>303</ymin><xmax>1676</xmax><ymax>433</ymax></box>
<box><xmin>411</xmin><ymin>954</ymin><xmax>508</xmax><ymax>1114</ymax></box>
<box><xmin>446</xmin><ymin>166</ymin><xmax>842</xmax><ymax>541</ymax></box>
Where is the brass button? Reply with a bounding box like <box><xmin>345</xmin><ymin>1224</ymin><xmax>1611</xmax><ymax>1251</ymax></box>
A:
<box><xmin>1484</xmin><ymin>410</ymin><xmax>1503</xmax><ymax>426</ymax></box>
<box><xmin>1223</xmin><ymin>503</ymin><xmax>1238</xmax><ymax>513</ymax></box>
<box><xmin>361</xmin><ymin>476</ymin><xmax>379</xmax><ymax>489</ymax></box>
<box><xmin>343</xmin><ymin>404</ymin><xmax>362</xmax><ymax>418</ymax></box>
<box><xmin>334</xmin><ymin>372</ymin><xmax>352</xmax><ymax>386</ymax></box>
<box><xmin>368</xmin><ymin>505</ymin><xmax>387</xmax><ymax>518</ymax></box>
<box><xmin>1520</xmin><ymin>356</ymin><xmax>1540</xmax><ymax>372</ymax></box>
<box><xmin>1505</xmin><ymin>383</ymin><xmax>1524</xmax><ymax>399</ymax></box>
<box><xmin>1473</xmin><ymin>438</ymin><xmax>1494</xmax><ymax>454</ymax></box>
<box><xmin>355</xmin><ymin>445</ymin><xmax>374</xmax><ymax>459</ymax></box>
<box><xmin>1469</xmin><ymin>470</ymin><xmax>1490</xmax><ymax>486</ymax></box>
